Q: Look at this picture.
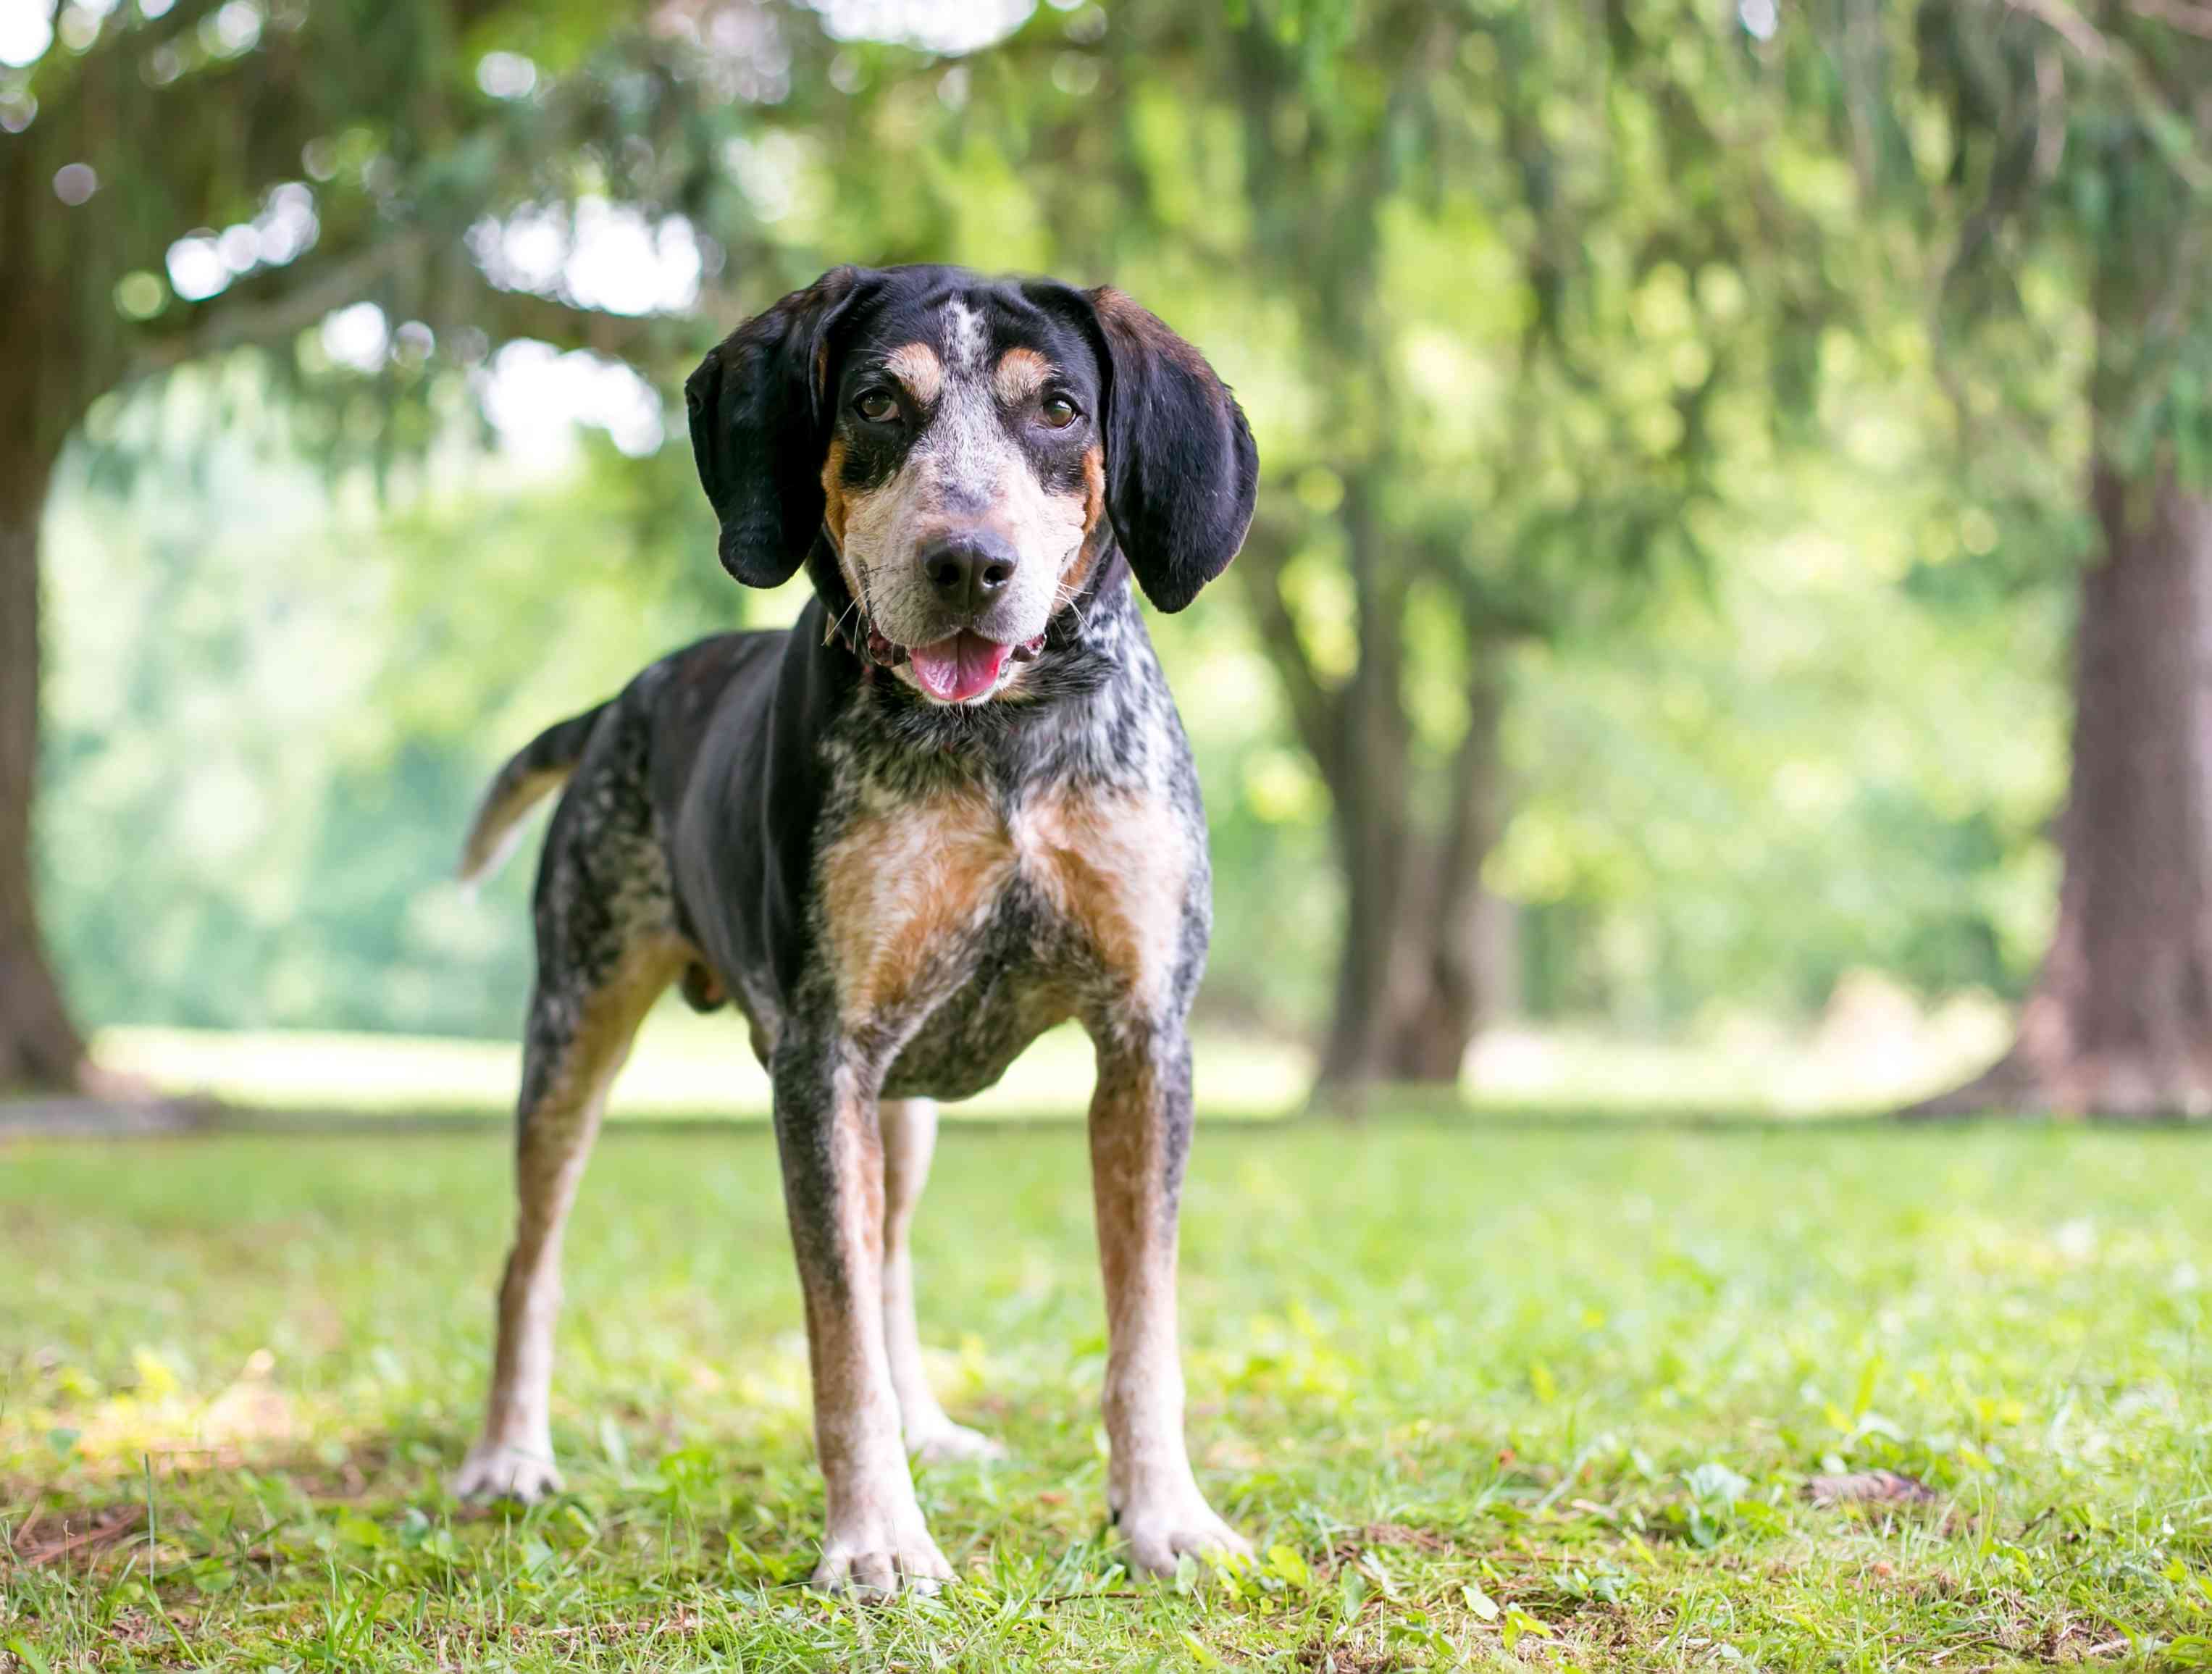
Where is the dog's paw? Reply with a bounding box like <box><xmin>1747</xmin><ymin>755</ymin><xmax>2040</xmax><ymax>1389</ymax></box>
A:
<box><xmin>812</xmin><ymin>1511</ymin><xmax>953</xmax><ymax>1599</ymax></box>
<box><xmin>908</xmin><ymin>1419</ymin><xmax>1006</xmax><ymax>1465</ymax></box>
<box><xmin>450</xmin><ymin>1441</ymin><xmax>563</xmax><ymax>1504</ymax></box>
<box><xmin>1114</xmin><ymin>1487</ymin><xmax>1252</xmax><ymax>1578</ymax></box>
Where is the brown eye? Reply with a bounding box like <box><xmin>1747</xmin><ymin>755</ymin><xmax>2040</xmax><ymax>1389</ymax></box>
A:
<box><xmin>1039</xmin><ymin>393</ymin><xmax>1079</xmax><ymax>429</ymax></box>
<box><xmin>855</xmin><ymin>388</ymin><xmax>899</xmax><ymax>423</ymax></box>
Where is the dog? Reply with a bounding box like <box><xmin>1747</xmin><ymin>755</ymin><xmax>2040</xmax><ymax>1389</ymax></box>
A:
<box><xmin>447</xmin><ymin>264</ymin><xmax>1260</xmax><ymax>1596</ymax></box>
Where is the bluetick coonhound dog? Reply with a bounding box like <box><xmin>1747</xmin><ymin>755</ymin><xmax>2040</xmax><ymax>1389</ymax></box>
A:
<box><xmin>448</xmin><ymin>264</ymin><xmax>1260</xmax><ymax>1594</ymax></box>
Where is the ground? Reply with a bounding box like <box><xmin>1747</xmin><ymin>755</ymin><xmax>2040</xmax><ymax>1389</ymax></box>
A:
<box><xmin>4</xmin><ymin>1118</ymin><xmax>2210</xmax><ymax>1671</ymax></box>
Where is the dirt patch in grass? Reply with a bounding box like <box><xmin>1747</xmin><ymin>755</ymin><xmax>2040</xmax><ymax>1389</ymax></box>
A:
<box><xmin>1317</xmin><ymin>1520</ymin><xmax>1457</xmax><ymax>1575</ymax></box>
<box><xmin>4</xmin><ymin>1504</ymin><xmax>145</xmax><ymax>1570</ymax></box>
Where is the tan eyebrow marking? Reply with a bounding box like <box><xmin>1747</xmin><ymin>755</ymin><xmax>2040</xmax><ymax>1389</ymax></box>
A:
<box><xmin>992</xmin><ymin>347</ymin><xmax>1052</xmax><ymax>404</ymax></box>
<box><xmin>881</xmin><ymin>342</ymin><xmax>942</xmax><ymax>406</ymax></box>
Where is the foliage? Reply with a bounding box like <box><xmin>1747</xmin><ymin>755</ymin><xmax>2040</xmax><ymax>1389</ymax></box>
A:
<box><xmin>12</xmin><ymin>0</ymin><xmax>2144</xmax><ymax>1056</ymax></box>
<box><xmin>7</xmin><ymin>1120</ymin><xmax>2212</xmax><ymax>1666</ymax></box>
<box><xmin>38</xmin><ymin>371</ymin><xmax>2064</xmax><ymax>1039</ymax></box>
<box><xmin>1502</xmin><ymin>377</ymin><xmax>2076</xmax><ymax>1025</ymax></box>
<box><xmin>1825</xmin><ymin>0</ymin><xmax>2212</xmax><ymax>466</ymax></box>
<box><xmin>1</xmin><ymin>0</ymin><xmax>842</xmax><ymax>451</ymax></box>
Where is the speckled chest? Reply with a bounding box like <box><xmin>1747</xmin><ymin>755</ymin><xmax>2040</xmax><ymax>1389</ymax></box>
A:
<box><xmin>808</xmin><ymin>690</ymin><xmax>1204</xmax><ymax>1102</ymax></box>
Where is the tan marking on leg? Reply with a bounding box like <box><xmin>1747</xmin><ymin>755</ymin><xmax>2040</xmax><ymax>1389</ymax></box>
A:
<box><xmin>1086</xmin><ymin>1043</ymin><xmax>1247</xmax><ymax>1575</ymax></box>
<box><xmin>1020</xmin><ymin>790</ymin><xmax>1191</xmax><ymax>1010</ymax></box>
<box><xmin>878</xmin><ymin>1096</ymin><xmax>937</xmax><ymax>1440</ymax></box>
<box><xmin>797</xmin><ymin>1069</ymin><xmax>950</xmax><ymax>1594</ymax></box>
<box><xmin>992</xmin><ymin>346</ymin><xmax>1052</xmax><ymax>405</ymax></box>
<box><xmin>883</xmin><ymin>341</ymin><xmax>944</xmax><ymax>406</ymax></box>
<box><xmin>455</xmin><ymin>938</ymin><xmax>686</xmax><ymax>1502</ymax></box>
<box><xmin>821</xmin><ymin>790</ymin><xmax>1014</xmax><ymax>1021</ymax></box>
<box><xmin>879</xmin><ymin>1097</ymin><xmax>1003</xmax><ymax>1462</ymax></box>
<box><xmin>1090</xmin><ymin>1051</ymin><xmax>1180</xmax><ymax>1460</ymax></box>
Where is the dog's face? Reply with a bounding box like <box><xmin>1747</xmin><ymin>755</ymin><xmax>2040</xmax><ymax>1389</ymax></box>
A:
<box><xmin>686</xmin><ymin>265</ymin><xmax>1258</xmax><ymax>705</ymax></box>
<box><xmin>819</xmin><ymin>285</ymin><xmax>1109</xmax><ymax>702</ymax></box>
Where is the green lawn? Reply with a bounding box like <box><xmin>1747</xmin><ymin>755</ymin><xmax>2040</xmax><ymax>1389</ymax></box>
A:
<box><xmin>4</xmin><ymin>1120</ymin><xmax>2211</xmax><ymax>1670</ymax></box>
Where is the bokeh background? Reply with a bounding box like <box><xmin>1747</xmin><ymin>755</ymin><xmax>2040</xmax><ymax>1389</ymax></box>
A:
<box><xmin>4</xmin><ymin>0</ymin><xmax>2207</xmax><ymax>1121</ymax></box>
<box><xmin>12</xmin><ymin>8</ymin><xmax>2212</xmax><ymax>1665</ymax></box>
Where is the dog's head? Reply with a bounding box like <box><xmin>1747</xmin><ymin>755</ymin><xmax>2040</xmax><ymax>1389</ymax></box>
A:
<box><xmin>685</xmin><ymin>264</ymin><xmax>1257</xmax><ymax>705</ymax></box>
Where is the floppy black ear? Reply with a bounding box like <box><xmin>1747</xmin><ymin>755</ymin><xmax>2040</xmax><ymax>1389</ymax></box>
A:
<box><xmin>685</xmin><ymin>267</ymin><xmax>874</xmax><ymax>587</ymax></box>
<box><xmin>1083</xmin><ymin>288</ymin><xmax>1258</xmax><ymax>613</ymax></box>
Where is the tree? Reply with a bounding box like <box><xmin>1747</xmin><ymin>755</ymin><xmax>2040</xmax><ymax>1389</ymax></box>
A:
<box><xmin>1016</xmin><ymin>0</ymin><xmax>1841</xmax><ymax>1097</ymax></box>
<box><xmin>1795</xmin><ymin>0</ymin><xmax>2212</xmax><ymax>1114</ymax></box>
<box><xmin>0</xmin><ymin>0</ymin><xmax>839</xmax><ymax>1089</ymax></box>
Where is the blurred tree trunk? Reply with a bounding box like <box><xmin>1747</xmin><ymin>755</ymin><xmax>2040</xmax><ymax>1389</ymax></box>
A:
<box><xmin>1914</xmin><ymin>467</ymin><xmax>2212</xmax><ymax>1118</ymax></box>
<box><xmin>1316</xmin><ymin>476</ymin><xmax>1415</xmax><ymax>1094</ymax></box>
<box><xmin>1220</xmin><ymin>8</ymin><xmax>1525</xmax><ymax>1108</ymax></box>
<box><xmin>1242</xmin><ymin>481</ymin><xmax>1515</xmax><ymax>1105</ymax></box>
<box><xmin>0</xmin><ymin>115</ymin><xmax>88</xmax><ymax>1093</ymax></box>
<box><xmin>0</xmin><ymin>1</ymin><xmax>713</xmax><ymax>1093</ymax></box>
<box><xmin>1381</xmin><ymin>671</ymin><xmax>1515</xmax><ymax>1082</ymax></box>
<box><xmin>0</xmin><ymin>440</ymin><xmax>84</xmax><ymax>1093</ymax></box>
<box><xmin>1315</xmin><ymin>650</ymin><xmax>1512</xmax><ymax>1100</ymax></box>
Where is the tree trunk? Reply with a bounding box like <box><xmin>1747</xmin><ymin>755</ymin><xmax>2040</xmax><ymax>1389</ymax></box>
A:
<box><xmin>1381</xmin><ymin>666</ymin><xmax>1514</xmax><ymax>1084</ymax></box>
<box><xmin>1911</xmin><ymin>465</ymin><xmax>2212</xmax><ymax>1118</ymax></box>
<box><xmin>0</xmin><ymin>442</ymin><xmax>87</xmax><ymax>1093</ymax></box>
<box><xmin>1312</xmin><ymin>565</ymin><xmax>1514</xmax><ymax>1104</ymax></box>
<box><xmin>1315</xmin><ymin>477</ymin><xmax>1415</xmax><ymax>1097</ymax></box>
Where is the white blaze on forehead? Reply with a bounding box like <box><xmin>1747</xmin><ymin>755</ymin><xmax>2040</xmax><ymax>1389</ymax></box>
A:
<box><xmin>923</xmin><ymin>302</ymin><xmax>1018</xmax><ymax>509</ymax></box>
<box><xmin>941</xmin><ymin>296</ymin><xmax>989</xmax><ymax>375</ymax></box>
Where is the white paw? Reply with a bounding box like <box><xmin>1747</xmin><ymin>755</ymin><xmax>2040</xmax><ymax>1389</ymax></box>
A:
<box><xmin>812</xmin><ymin>1509</ymin><xmax>954</xmax><ymax>1599</ymax></box>
<box><xmin>450</xmin><ymin>1441</ymin><xmax>564</xmax><ymax>1504</ymax></box>
<box><xmin>1114</xmin><ymin>1486</ymin><xmax>1252</xmax><ymax>1578</ymax></box>
<box><xmin>908</xmin><ymin>1419</ymin><xmax>1006</xmax><ymax>1465</ymax></box>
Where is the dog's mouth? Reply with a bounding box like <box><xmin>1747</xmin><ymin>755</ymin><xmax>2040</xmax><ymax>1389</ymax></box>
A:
<box><xmin>863</xmin><ymin>627</ymin><xmax>1047</xmax><ymax>703</ymax></box>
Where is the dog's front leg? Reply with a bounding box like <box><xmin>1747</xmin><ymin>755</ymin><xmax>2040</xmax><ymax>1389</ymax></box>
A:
<box><xmin>1088</xmin><ymin>1025</ymin><xmax>1251</xmax><ymax>1575</ymax></box>
<box><xmin>772</xmin><ymin>1037</ymin><xmax>951</xmax><ymax>1596</ymax></box>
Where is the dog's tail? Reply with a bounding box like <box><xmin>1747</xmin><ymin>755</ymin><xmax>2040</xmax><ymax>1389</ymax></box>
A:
<box><xmin>457</xmin><ymin>702</ymin><xmax>611</xmax><ymax>887</ymax></box>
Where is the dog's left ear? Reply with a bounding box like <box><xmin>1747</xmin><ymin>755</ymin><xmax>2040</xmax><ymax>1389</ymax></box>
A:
<box><xmin>685</xmin><ymin>267</ymin><xmax>875</xmax><ymax>587</ymax></box>
<box><xmin>1060</xmin><ymin>287</ymin><xmax>1258</xmax><ymax>613</ymax></box>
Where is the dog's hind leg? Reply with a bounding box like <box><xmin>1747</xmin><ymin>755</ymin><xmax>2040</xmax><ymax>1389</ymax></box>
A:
<box><xmin>879</xmin><ymin>1097</ymin><xmax>1004</xmax><ymax>1464</ymax></box>
<box><xmin>453</xmin><ymin>941</ymin><xmax>681</xmax><ymax>1502</ymax></box>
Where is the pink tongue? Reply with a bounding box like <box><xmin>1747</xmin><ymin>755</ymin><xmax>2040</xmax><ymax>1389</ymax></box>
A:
<box><xmin>909</xmin><ymin>632</ymin><xmax>1010</xmax><ymax>702</ymax></box>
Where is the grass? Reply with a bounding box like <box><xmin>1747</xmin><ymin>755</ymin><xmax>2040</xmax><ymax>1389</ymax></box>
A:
<box><xmin>4</xmin><ymin>1117</ymin><xmax>2211</xmax><ymax>1670</ymax></box>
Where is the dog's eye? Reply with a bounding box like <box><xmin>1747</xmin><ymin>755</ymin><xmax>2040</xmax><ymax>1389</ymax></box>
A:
<box><xmin>854</xmin><ymin>388</ymin><xmax>900</xmax><ymax>424</ymax></box>
<box><xmin>1039</xmin><ymin>393</ymin><xmax>1080</xmax><ymax>429</ymax></box>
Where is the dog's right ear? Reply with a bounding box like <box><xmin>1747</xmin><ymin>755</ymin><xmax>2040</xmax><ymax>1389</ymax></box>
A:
<box><xmin>685</xmin><ymin>267</ymin><xmax>874</xmax><ymax>587</ymax></box>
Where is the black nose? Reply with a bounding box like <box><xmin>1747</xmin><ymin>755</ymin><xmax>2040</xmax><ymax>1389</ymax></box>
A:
<box><xmin>921</xmin><ymin>532</ymin><xmax>1018</xmax><ymax>613</ymax></box>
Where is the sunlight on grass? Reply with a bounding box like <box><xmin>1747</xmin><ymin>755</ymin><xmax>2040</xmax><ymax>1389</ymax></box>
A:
<box><xmin>6</xmin><ymin>1123</ymin><xmax>2211</xmax><ymax>1669</ymax></box>
<box><xmin>1467</xmin><ymin>976</ymin><xmax>2012</xmax><ymax>1114</ymax></box>
<box><xmin>87</xmin><ymin>972</ymin><xmax>2011</xmax><ymax>1122</ymax></box>
<box><xmin>91</xmin><ymin>1011</ymin><xmax>1313</xmax><ymax>1121</ymax></box>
